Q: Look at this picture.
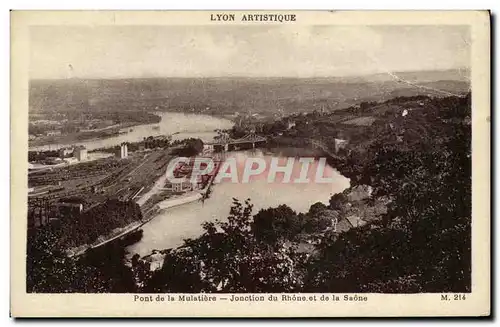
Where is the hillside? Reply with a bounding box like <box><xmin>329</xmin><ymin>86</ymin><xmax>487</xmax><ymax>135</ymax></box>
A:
<box><xmin>29</xmin><ymin>70</ymin><xmax>470</xmax><ymax>116</ymax></box>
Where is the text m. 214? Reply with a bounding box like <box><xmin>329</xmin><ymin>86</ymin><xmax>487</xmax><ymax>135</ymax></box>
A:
<box><xmin>441</xmin><ymin>294</ymin><xmax>467</xmax><ymax>301</ymax></box>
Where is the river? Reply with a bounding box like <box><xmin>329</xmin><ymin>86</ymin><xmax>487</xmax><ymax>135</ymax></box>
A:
<box><xmin>29</xmin><ymin>112</ymin><xmax>234</xmax><ymax>151</ymax></box>
<box><xmin>126</xmin><ymin>149</ymin><xmax>350</xmax><ymax>256</ymax></box>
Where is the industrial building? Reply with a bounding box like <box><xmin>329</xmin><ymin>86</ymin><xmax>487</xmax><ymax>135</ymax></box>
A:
<box><xmin>117</xmin><ymin>143</ymin><xmax>128</xmax><ymax>159</ymax></box>
<box><xmin>74</xmin><ymin>146</ymin><xmax>88</xmax><ymax>161</ymax></box>
<box><xmin>163</xmin><ymin>180</ymin><xmax>197</xmax><ymax>192</ymax></box>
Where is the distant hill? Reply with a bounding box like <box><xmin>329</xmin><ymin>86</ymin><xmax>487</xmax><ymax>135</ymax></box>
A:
<box><xmin>29</xmin><ymin>69</ymin><xmax>470</xmax><ymax>115</ymax></box>
<box><xmin>346</xmin><ymin>68</ymin><xmax>470</xmax><ymax>83</ymax></box>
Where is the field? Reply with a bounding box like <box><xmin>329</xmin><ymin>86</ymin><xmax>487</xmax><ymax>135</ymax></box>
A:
<box><xmin>342</xmin><ymin>116</ymin><xmax>376</xmax><ymax>126</ymax></box>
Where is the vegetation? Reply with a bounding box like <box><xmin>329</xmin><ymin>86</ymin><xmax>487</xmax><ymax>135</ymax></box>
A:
<box><xmin>27</xmin><ymin>225</ymin><xmax>137</xmax><ymax>293</ymax></box>
<box><xmin>170</xmin><ymin>138</ymin><xmax>204</xmax><ymax>157</ymax></box>
<box><xmin>142</xmin><ymin>200</ymin><xmax>307</xmax><ymax>292</ymax></box>
<box><xmin>57</xmin><ymin>199</ymin><xmax>143</xmax><ymax>248</ymax></box>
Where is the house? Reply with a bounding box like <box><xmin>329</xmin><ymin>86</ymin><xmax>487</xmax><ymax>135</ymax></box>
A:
<box><xmin>347</xmin><ymin>185</ymin><xmax>373</xmax><ymax>202</ymax></box>
<box><xmin>143</xmin><ymin>250</ymin><xmax>166</xmax><ymax>271</ymax></box>
<box><xmin>333</xmin><ymin>218</ymin><xmax>353</xmax><ymax>233</ymax></box>
<box><xmin>203</xmin><ymin>143</ymin><xmax>215</xmax><ymax>154</ymax></box>
<box><xmin>286</xmin><ymin>119</ymin><xmax>296</xmax><ymax>130</ymax></box>
<box><xmin>332</xmin><ymin>214</ymin><xmax>367</xmax><ymax>233</ymax></box>
<box><xmin>334</xmin><ymin>138</ymin><xmax>348</xmax><ymax>153</ymax></box>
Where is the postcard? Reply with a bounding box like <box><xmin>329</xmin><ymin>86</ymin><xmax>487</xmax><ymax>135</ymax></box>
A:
<box><xmin>10</xmin><ymin>10</ymin><xmax>490</xmax><ymax>317</ymax></box>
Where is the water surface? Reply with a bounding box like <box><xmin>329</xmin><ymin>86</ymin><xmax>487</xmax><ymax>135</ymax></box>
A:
<box><xmin>127</xmin><ymin>149</ymin><xmax>349</xmax><ymax>256</ymax></box>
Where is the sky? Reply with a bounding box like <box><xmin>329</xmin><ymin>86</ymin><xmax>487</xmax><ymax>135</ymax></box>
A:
<box><xmin>30</xmin><ymin>25</ymin><xmax>470</xmax><ymax>79</ymax></box>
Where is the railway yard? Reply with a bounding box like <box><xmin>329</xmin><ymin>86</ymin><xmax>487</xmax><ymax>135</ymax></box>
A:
<box><xmin>28</xmin><ymin>148</ymin><xmax>174</xmax><ymax>227</ymax></box>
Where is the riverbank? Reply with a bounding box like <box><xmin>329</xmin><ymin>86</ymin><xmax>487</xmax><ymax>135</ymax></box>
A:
<box><xmin>28</xmin><ymin>121</ymin><xmax>149</xmax><ymax>151</ymax></box>
<box><xmin>67</xmin><ymin>220</ymin><xmax>144</xmax><ymax>257</ymax></box>
<box><xmin>29</xmin><ymin>117</ymin><xmax>161</xmax><ymax>149</ymax></box>
<box><xmin>157</xmin><ymin>192</ymin><xmax>202</xmax><ymax>210</ymax></box>
<box><xmin>29</xmin><ymin>112</ymin><xmax>234</xmax><ymax>152</ymax></box>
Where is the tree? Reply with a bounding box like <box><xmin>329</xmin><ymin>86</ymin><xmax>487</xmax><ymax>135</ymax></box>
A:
<box><xmin>59</xmin><ymin>200</ymin><xmax>143</xmax><ymax>248</ymax></box>
<box><xmin>329</xmin><ymin>193</ymin><xmax>348</xmax><ymax>210</ymax></box>
<box><xmin>171</xmin><ymin>138</ymin><xmax>203</xmax><ymax>157</ymax></box>
<box><xmin>143</xmin><ymin>199</ymin><xmax>307</xmax><ymax>293</ymax></box>
<box><xmin>309</xmin><ymin>202</ymin><xmax>328</xmax><ymax>216</ymax></box>
<box><xmin>305</xmin><ymin>94</ymin><xmax>471</xmax><ymax>293</ymax></box>
<box><xmin>252</xmin><ymin>205</ymin><xmax>300</xmax><ymax>245</ymax></box>
<box><xmin>27</xmin><ymin>224</ymin><xmax>136</xmax><ymax>293</ymax></box>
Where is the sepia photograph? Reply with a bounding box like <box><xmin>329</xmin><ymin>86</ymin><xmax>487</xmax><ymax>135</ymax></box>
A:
<box><xmin>10</xmin><ymin>10</ymin><xmax>490</xmax><ymax>317</ymax></box>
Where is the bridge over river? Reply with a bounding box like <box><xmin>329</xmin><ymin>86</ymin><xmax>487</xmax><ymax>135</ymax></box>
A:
<box><xmin>205</xmin><ymin>132</ymin><xmax>267</xmax><ymax>152</ymax></box>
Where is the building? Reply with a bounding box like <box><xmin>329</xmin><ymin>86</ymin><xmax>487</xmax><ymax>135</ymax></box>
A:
<box><xmin>120</xmin><ymin>143</ymin><xmax>128</xmax><ymax>159</ymax></box>
<box><xmin>333</xmin><ymin>217</ymin><xmax>351</xmax><ymax>234</ymax></box>
<box><xmin>143</xmin><ymin>250</ymin><xmax>166</xmax><ymax>271</ymax></box>
<box><xmin>56</xmin><ymin>202</ymin><xmax>84</xmax><ymax>218</ymax></box>
<box><xmin>59</xmin><ymin>147</ymin><xmax>74</xmax><ymax>158</ymax></box>
<box><xmin>164</xmin><ymin>180</ymin><xmax>197</xmax><ymax>192</ymax></box>
<box><xmin>164</xmin><ymin>161</ymin><xmax>202</xmax><ymax>192</ymax></box>
<box><xmin>334</xmin><ymin>138</ymin><xmax>348</xmax><ymax>153</ymax></box>
<box><xmin>44</xmin><ymin>157</ymin><xmax>64</xmax><ymax>165</ymax></box>
<box><xmin>63</xmin><ymin>157</ymin><xmax>79</xmax><ymax>165</ymax></box>
<box><xmin>202</xmin><ymin>143</ymin><xmax>215</xmax><ymax>154</ymax></box>
<box><xmin>74</xmin><ymin>146</ymin><xmax>88</xmax><ymax>161</ymax></box>
<box><xmin>115</xmin><ymin>143</ymin><xmax>128</xmax><ymax>159</ymax></box>
<box><xmin>28</xmin><ymin>210</ymin><xmax>50</xmax><ymax>229</ymax></box>
<box><xmin>91</xmin><ymin>185</ymin><xmax>104</xmax><ymax>194</ymax></box>
<box><xmin>347</xmin><ymin>185</ymin><xmax>373</xmax><ymax>202</ymax></box>
<box><xmin>332</xmin><ymin>215</ymin><xmax>367</xmax><ymax>234</ymax></box>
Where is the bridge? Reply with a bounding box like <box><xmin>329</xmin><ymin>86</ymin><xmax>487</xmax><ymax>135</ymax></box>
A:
<box><xmin>206</xmin><ymin>132</ymin><xmax>267</xmax><ymax>151</ymax></box>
